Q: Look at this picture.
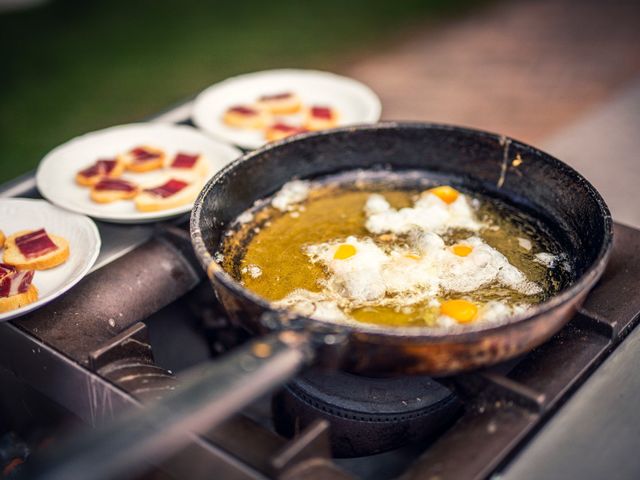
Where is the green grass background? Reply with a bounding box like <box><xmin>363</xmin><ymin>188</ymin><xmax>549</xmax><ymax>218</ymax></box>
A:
<box><xmin>0</xmin><ymin>0</ymin><xmax>480</xmax><ymax>185</ymax></box>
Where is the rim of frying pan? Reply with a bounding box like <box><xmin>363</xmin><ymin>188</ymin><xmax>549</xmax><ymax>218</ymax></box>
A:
<box><xmin>190</xmin><ymin>122</ymin><xmax>613</xmax><ymax>341</ymax></box>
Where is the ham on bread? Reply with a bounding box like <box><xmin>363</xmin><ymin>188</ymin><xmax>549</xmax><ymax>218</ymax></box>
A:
<box><xmin>304</xmin><ymin>105</ymin><xmax>339</xmax><ymax>130</ymax></box>
<box><xmin>255</xmin><ymin>91</ymin><xmax>302</xmax><ymax>115</ymax></box>
<box><xmin>265</xmin><ymin>123</ymin><xmax>309</xmax><ymax>142</ymax></box>
<box><xmin>0</xmin><ymin>263</ymin><xmax>37</xmax><ymax>313</ymax></box>
<box><xmin>75</xmin><ymin>158</ymin><xmax>124</xmax><ymax>186</ymax></box>
<box><xmin>90</xmin><ymin>178</ymin><xmax>139</xmax><ymax>203</ymax></box>
<box><xmin>135</xmin><ymin>178</ymin><xmax>200</xmax><ymax>212</ymax></box>
<box><xmin>222</xmin><ymin>105</ymin><xmax>270</xmax><ymax>129</ymax></box>
<box><xmin>120</xmin><ymin>146</ymin><xmax>165</xmax><ymax>173</ymax></box>
<box><xmin>3</xmin><ymin>229</ymin><xmax>70</xmax><ymax>270</ymax></box>
<box><xmin>167</xmin><ymin>152</ymin><xmax>209</xmax><ymax>178</ymax></box>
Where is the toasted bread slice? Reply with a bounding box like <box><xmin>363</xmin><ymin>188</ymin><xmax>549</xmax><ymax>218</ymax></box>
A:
<box><xmin>0</xmin><ymin>284</ymin><xmax>38</xmax><ymax>313</ymax></box>
<box><xmin>135</xmin><ymin>178</ymin><xmax>201</xmax><ymax>212</ymax></box>
<box><xmin>75</xmin><ymin>158</ymin><xmax>125</xmax><ymax>187</ymax></box>
<box><xmin>90</xmin><ymin>178</ymin><xmax>138</xmax><ymax>203</ymax></box>
<box><xmin>255</xmin><ymin>92</ymin><xmax>302</xmax><ymax>115</ymax></box>
<box><xmin>223</xmin><ymin>105</ymin><xmax>270</xmax><ymax>129</ymax></box>
<box><xmin>304</xmin><ymin>106</ymin><xmax>339</xmax><ymax>131</ymax></box>
<box><xmin>120</xmin><ymin>145</ymin><xmax>166</xmax><ymax>173</ymax></box>
<box><xmin>4</xmin><ymin>230</ymin><xmax>70</xmax><ymax>270</ymax></box>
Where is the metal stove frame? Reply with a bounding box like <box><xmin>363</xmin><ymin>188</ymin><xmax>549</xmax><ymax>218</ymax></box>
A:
<box><xmin>1</xmin><ymin>107</ymin><xmax>639</xmax><ymax>480</ymax></box>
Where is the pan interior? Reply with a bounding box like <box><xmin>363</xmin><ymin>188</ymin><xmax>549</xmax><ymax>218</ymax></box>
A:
<box><xmin>219</xmin><ymin>169</ymin><xmax>573</xmax><ymax>329</ymax></box>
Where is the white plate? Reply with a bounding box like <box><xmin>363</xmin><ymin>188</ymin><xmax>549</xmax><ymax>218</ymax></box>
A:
<box><xmin>36</xmin><ymin>123</ymin><xmax>241</xmax><ymax>223</ymax></box>
<box><xmin>0</xmin><ymin>198</ymin><xmax>101</xmax><ymax>321</ymax></box>
<box><xmin>191</xmin><ymin>69</ymin><xmax>382</xmax><ymax>149</ymax></box>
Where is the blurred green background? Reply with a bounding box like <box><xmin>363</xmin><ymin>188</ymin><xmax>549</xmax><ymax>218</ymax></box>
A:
<box><xmin>0</xmin><ymin>0</ymin><xmax>480</xmax><ymax>185</ymax></box>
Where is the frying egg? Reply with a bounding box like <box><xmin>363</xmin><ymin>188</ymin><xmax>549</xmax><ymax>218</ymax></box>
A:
<box><xmin>437</xmin><ymin>300</ymin><xmax>529</xmax><ymax>327</ymax></box>
<box><xmin>303</xmin><ymin>232</ymin><xmax>541</xmax><ymax>313</ymax></box>
<box><xmin>428</xmin><ymin>186</ymin><xmax>460</xmax><ymax>204</ymax></box>
<box><xmin>269</xmin><ymin>185</ymin><xmax>551</xmax><ymax>329</ymax></box>
<box><xmin>440</xmin><ymin>299</ymin><xmax>478</xmax><ymax>323</ymax></box>
<box><xmin>364</xmin><ymin>188</ymin><xmax>484</xmax><ymax>235</ymax></box>
<box><xmin>272</xmin><ymin>180</ymin><xmax>310</xmax><ymax>211</ymax></box>
<box><xmin>480</xmin><ymin>301</ymin><xmax>529</xmax><ymax>323</ymax></box>
<box><xmin>274</xmin><ymin>289</ymin><xmax>349</xmax><ymax>322</ymax></box>
<box><xmin>434</xmin><ymin>236</ymin><xmax>543</xmax><ymax>295</ymax></box>
<box><xmin>306</xmin><ymin>236</ymin><xmax>388</xmax><ymax>302</ymax></box>
<box><xmin>451</xmin><ymin>244</ymin><xmax>473</xmax><ymax>257</ymax></box>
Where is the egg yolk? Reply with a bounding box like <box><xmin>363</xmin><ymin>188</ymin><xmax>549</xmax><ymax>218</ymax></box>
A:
<box><xmin>428</xmin><ymin>186</ymin><xmax>459</xmax><ymax>204</ymax></box>
<box><xmin>334</xmin><ymin>244</ymin><xmax>357</xmax><ymax>260</ymax></box>
<box><xmin>452</xmin><ymin>244</ymin><xmax>473</xmax><ymax>257</ymax></box>
<box><xmin>440</xmin><ymin>299</ymin><xmax>478</xmax><ymax>323</ymax></box>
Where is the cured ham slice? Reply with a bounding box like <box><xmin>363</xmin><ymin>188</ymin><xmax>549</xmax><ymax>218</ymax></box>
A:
<box><xmin>223</xmin><ymin>105</ymin><xmax>270</xmax><ymax>129</ymax></box>
<box><xmin>79</xmin><ymin>159</ymin><xmax>118</xmax><ymax>178</ymax></box>
<box><xmin>15</xmin><ymin>229</ymin><xmax>58</xmax><ymax>259</ymax></box>
<box><xmin>171</xmin><ymin>153</ymin><xmax>199</xmax><ymax>169</ymax></box>
<box><xmin>265</xmin><ymin>123</ymin><xmax>308</xmax><ymax>141</ymax></box>
<box><xmin>120</xmin><ymin>145</ymin><xmax>166</xmax><ymax>172</ymax></box>
<box><xmin>76</xmin><ymin>158</ymin><xmax>123</xmax><ymax>186</ymax></box>
<box><xmin>0</xmin><ymin>263</ymin><xmax>34</xmax><ymax>298</ymax></box>
<box><xmin>256</xmin><ymin>91</ymin><xmax>302</xmax><ymax>114</ymax></box>
<box><xmin>168</xmin><ymin>152</ymin><xmax>208</xmax><ymax>178</ymax></box>
<box><xmin>130</xmin><ymin>147</ymin><xmax>162</xmax><ymax>162</ymax></box>
<box><xmin>135</xmin><ymin>178</ymin><xmax>199</xmax><ymax>212</ymax></box>
<box><xmin>310</xmin><ymin>106</ymin><xmax>333</xmax><ymax>119</ymax></box>
<box><xmin>305</xmin><ymin>105</ymin><xmax>339</xmax><ymax>130</ymax></box>
<box><xmin>93</xmin><ymin>178</ymin><xmax>137</xmax><ymax>192</ymax></box>
<box><xmin>144</xmin><ymin>179</ymin><xmax>189</xmax><ymax>198</ymax></box>
<box><xmin>259</xmin><ymin>92</ymin><xmax>295</xmax><ymax>101</ymax></box>
<box><xmin>90</xmin><ymin>178</ymin><xmax>138</xmax><ymax>203</ymax></box>
<box><xmin>229</xmin><ymin>106</ymin><xmax>259</xmax><ymax>116</ymax></box>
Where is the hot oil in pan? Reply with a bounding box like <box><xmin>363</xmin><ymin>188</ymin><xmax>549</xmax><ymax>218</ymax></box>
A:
<box><xmin>220</xmin><ymin>171</ymin><xmax>571</xmax><ymax>328</ymax></box>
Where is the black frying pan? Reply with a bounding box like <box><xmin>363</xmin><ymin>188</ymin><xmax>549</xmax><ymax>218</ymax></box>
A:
<box><xmin>190</xmin><ymin>122</ymin><xmax>612</xmax><ymax>376</ymax></box>
<box><xmin>30</xmin><ymin>123</ymin><xmax>612</xmax><ymax>480</ymax></box>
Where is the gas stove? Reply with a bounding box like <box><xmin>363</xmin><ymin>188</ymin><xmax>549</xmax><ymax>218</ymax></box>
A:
<box><xmin>1</xmin><ymin>111</ymin><xmax>640</xmax><ymax>480</ymax></box>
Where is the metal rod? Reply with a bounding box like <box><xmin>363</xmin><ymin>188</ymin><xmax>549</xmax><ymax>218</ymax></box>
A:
<box><xmin>26</xmin><ymin>331</ymin><xmax>314</xmax><ymax>480</ymax></box>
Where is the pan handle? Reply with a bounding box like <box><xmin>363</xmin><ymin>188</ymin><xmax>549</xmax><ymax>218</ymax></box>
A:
<box><xmin>27</xmin><ymin>329</ymin><xmax>316</xmax><ymax>480</ymax></box>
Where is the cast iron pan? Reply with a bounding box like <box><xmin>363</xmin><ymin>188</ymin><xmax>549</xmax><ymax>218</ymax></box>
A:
<box><xmin>190</xmin><ymin>122</ymin><xmax>612</xmax><ymax>376</ymax></box>
<box><xmin>30</xmin><ymin>123</ymin><xmax>612</xmax><ymax>480</ymax></box>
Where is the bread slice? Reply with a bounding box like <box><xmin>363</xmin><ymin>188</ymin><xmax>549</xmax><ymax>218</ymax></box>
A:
<box><xmin>255</xmin><ymin>92</ymin><xmax>302</xmax><ymax>114</ymax></box>
<box><xmin>223</xmin><ymin>105</ymin><xmax>270</xmax><ymax>129</ymax></box>
<box><xmin>119</xmin><ymin>145</ymin><xmax>166</xmax><ymax>173</ymax></box>
<box><xmin>0</xmin><ymin>284</ymin><xmax>38</xmax><ymax>313</ymax></box>
<box><xmin>75</xmin><ymin>158</ymin><xmax>125</xmax><ymax>187</ymax></box>
<box><xmin>135</xmin><ymin>178</ymin><xmax>201</xmax><ymax>212</ymax></box>
<box><xmin>90</xmin><ymin>178</ymin><xmax>138</xmax><ymax>203</ymax></box>
<box><xmin>3</xmin><ymin>230</ymin><xmax>70</xmax><ymax>270</ymax></box>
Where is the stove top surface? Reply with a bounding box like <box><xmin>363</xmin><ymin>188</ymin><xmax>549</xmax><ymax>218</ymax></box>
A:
<box><xmin>1</xmin><ymin>117</ymin><xmax>639</xmax><ymax>480</ymax></box>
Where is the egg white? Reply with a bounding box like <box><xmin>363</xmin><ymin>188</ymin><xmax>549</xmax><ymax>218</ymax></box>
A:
<box><xmin>364</xmin><ymin>191</ymin><xmax>484</xmax><ymax>235</ymax></box>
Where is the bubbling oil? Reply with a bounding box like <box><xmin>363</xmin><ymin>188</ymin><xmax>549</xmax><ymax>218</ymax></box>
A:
<box><xmin>220</xmin><ymin>172</ymin><xmax>568</xmax><ymax>328</ymax></box>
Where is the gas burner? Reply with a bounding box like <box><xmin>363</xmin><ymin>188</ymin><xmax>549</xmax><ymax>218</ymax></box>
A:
<box><xmin>272</xmin><ymin>368</ymin><xmax>461</xmax><ymax>457</ymax></box>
